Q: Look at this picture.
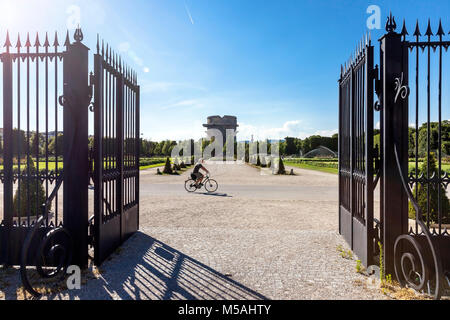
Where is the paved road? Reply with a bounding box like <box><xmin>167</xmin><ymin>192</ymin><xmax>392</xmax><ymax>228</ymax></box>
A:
<box><xmin>0</xmin><ymin>162</ymin><xmax>387</xmax><ymax>300</ymax></box>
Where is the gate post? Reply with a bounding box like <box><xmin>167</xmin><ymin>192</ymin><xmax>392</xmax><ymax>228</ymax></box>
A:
<box><xmin>379</xmin><ymin>17</ymin><xmax>409</xmax><ymax>275</ymax></box>
<box><xmin>63</xmin><ymin>28</ymin><xmax>89</xmax><ymax>268</ymax></box>
<box><xmin>2</xmin><ymin>42</ymin><xmax>13</xmax><ymax>265</ymax></box>
<box><xmin>116</xmin><ymin>72</ymin><xmax>124</xmax><ymax>241</ymax></box>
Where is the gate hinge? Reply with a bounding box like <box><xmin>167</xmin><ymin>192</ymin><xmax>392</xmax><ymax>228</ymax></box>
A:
<box><xmin>373</xmin><ymin>65</ymin><xmax>382</xmax><ymax>111</ymax></box>
<box><xmin>88</xmin><ymin>72</ymin><xmax>95</xmax><ymax>112</ymax></box>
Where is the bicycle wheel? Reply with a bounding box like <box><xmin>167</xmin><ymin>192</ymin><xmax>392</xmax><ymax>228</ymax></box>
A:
<box><xmin>185</xmin><ymin>179</ymin><xmax>197</xmax><ymax>192</ymax></box>
<box><xmin>204</xmin><ymin>179</ymin><xmax>218</xmax><ymax>193</ymax></box>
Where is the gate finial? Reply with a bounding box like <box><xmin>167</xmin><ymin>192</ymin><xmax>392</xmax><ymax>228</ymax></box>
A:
<box><xmin>4</xmin><ymin>30</ymin><xmax>11</xmax><ymax>51</ymax></box>
<box><xmin>437</xmin><ymin>20</ymin><xmax>445</xmax><ymax>37</ymax></box>
<box><xmin>74</xmin><ymin>25</ymin><xmax>84</xmax><ymax>43</ymax></box>
<box><xmin>385</xmin><ymin>12</ymin><xmax>397</xmax><ymax>33</ymax></box>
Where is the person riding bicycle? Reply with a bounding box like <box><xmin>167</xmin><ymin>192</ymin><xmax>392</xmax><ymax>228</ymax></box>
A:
<box><xmin>191</xmin><ymin>158</ymin><xmax>209</xmax><ymax>187</ymax></box>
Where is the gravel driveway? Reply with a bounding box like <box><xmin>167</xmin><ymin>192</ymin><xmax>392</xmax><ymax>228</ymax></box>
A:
<box><xmin>0</xmin><ymin>161</ymin><xmax>387</xmax><ymax>300</ymax></box>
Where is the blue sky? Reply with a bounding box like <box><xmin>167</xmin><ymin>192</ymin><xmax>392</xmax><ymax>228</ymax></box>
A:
<box><xmin>0</xmin><ymin>0</ymin><xmax>449</xmax><ymax>141</ymax></box>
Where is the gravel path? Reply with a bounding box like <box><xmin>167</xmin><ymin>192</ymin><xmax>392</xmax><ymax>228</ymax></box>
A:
<box><xmin>0</xmin><ymin>162</ymin><xmax>388</xmax><ymax>300</ymax></box>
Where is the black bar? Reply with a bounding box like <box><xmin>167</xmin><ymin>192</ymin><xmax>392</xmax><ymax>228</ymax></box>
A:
<box><xmin>136</xmin><ymin>85</ymin><xmax>140</xmax><ymax>230</ymax></box>
<box><xmin>2</xmin><ymin>52</ymin><xmax>13</xmax><ymax>264</ymax></box>
<box><xmin>117</xmin><ymin>73</ymin><xmax>124</xmax><ymax>240</ymax></box>
<box><xmin>380</xmin><ymin>31</ymin><xmax>409</xmax><ymax>275</ymax></box>
<box><xmin>63</xmin><ymin>37</ymin><xmax>89</xmax><ymax>268</ymax></box>
<box><xmin>94</xmin><ymin>53</ymin><xmax>104</xmax><ymax>266</ymax></box>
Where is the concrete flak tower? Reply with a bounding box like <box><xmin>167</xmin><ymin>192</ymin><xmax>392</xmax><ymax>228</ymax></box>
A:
<box><xmin>203</xmin><ymin>115</ymin><xmax>238</xmax><ymax>146</ymax></box>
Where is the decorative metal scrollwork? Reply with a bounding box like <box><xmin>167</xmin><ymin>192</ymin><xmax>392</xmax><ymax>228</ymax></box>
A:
<box><xmin>74</xmin><ymin>26</ymin><xmax>84</xmax><ymax>43</ymax></box>
<box><xmin>20</xmin><ymin>174</ymin><xmax>73</xmax><ymax>298</ymax></box>
<box><xmin>394</xmin><ymin>73</ymin><xmax>410</xmax><ymax>103</ymax></box>
<box><xmin>20</xmin><ymin>86</ymin><xmax>78</xmax><ymax>298</ymax></box>
<box><xmin>393</xmin><ymin>144</ymin><xmax>444</xmax><ymax>299</ymax></box>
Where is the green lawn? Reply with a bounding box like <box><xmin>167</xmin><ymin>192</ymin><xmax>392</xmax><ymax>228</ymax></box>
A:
<box><xmin>408</xmin><ymin>161</ymin><xmax>450</xmax><ymax>174</ymax></box>
<box><xmin>139</xmin><ymin>163</ymin><xmax>165</xmax><ymax>170</ymax></box>
<box><xmin>285</xmin><ymin>161</ymin><xmax>339</xmax><ymax>175</ymax></box>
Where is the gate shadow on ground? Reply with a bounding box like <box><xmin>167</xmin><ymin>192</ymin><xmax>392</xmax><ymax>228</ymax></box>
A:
<box><xmin>196</xmin><ymin>192</ymin><xmax>232</xmax><ymax>198</ymax></box>
<box><xmin>62</xmin><ymin>232</ymin><xmax>267</xmax><ymax>300</ymax></box>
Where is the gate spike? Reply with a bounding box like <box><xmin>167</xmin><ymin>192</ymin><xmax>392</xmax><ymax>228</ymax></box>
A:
<box><xmin>119</xmin><ymin>55</ymin><xmax>122</xmax><ymax>72</ymax></box>
<box><xmin>401</xmin><ymin>19</ymin><xmax>409</xmax><ymax>38</ymax></box>
<box><xmin>109</xmin><ymin>46</ymin><xmax>112</xmax><ymax>64</ymax></box>
<box><xmin>34</xmin><ymin>32</ymin><xmax>41</xmax><ymax>47</ymax></box>
<box><xmin>425</xmin><ymin>19</ymin><xmax>433</xmax><ymax>37</ymax></box>
<box><xmin>43</xmin><ymin>32</ymin><xmax>50</xmax><ymax>48</ymax></box>
<box><xmin>437</xmin><ymin>19</ymin><xmax>445</xmax><ymax>37</ymax></box>
<box><xmin>101</xmin><ymin>39</ymin><xmax>104</xmax><ymax>56</ymax></box>
<box><xmin>413</xmin><ymin>20</ymin><xmax>421</xmax><ymax>37</ymax></box>
<box><xmin>53</xmin><ymin>31</ymin><xmax>59</xmax><ymax>47</ymax></box>
<box><xmin>4</xmin><ymin>30</ymin><xmax>11</xmax><ymax>50</ymax></box>
<box><xmin>25</xmin><ymin>32</ymin><xmax>31</xmax><ymax>49</ymax></box>
<box><xmin>105</xmin><ymin>43</ymin><xmax>109</xmax><ymax>61</ymax></box>
<box><xmin>15</xmin><ymin>33</ymin><xmax>21</xmax><ymax>49</ymax></box>
<box><xmin>64</xmin><ymin>30</ymin><xmax>70</xmax><ymax>47</ymax></box>
<box><xmin>96</xmin><ymin>34</ymin><xmax>100</xmax><ymax>54</ymax></box>
<box><xmin>385</xmin><ymin>11</ymin><xmax>397</xmax><ymax>32</ymax></box>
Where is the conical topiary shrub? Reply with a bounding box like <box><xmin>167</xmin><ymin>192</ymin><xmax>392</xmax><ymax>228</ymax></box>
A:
<box><xmin>163</xmin><ymin>157</ymin><xmax>173</xmax><ymax>174</ymax></box>
<box><xmin>409</xmin><ymin>153</ymin><xmax>450</xmax><ymax>224</ymax></box>
<box><xmin>277</xmin><ymin>156</ymin><xmax>286</xmax><ymax>175</ymax></box>
<box><xmin>180</xmin><ymin>161</ymin><xmax>186</xmax><ymax>169</ymax></box>
<box><xmin>13</xmin><ymin>159</ymin><xmax>49</xmax><ymax>218</ymax></box>
<box><xmin>256</xmin><ymin>155</ymin><xmax>261</xmax><ymax>167</ymax></box>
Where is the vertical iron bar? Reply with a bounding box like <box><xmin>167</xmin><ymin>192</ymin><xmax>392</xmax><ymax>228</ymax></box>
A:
<box><xmin>117</xmin><ymin>72</ymin><xmax>124</xmax><ymax>240</ymax></box>
<box><xmin>426</xmin><ymin>34</ymin><xmax>431</xmax><ymax>228</ymax></box>
<box><xmin>63</xmin><ymin>34</ymin><xmax>89</xmax><ymax>268</ymax></box>
<box><xmin>94</xmin><ymin>53</ymin><xmax>103</xmax><ymax>266</ymax></box>
<box><xmin>2</xmin><ymin>50</ymin><xmax>14</xmax><ymax>264</ymax></box>
<box><xmin>17</xmin><ymin>41</ymin><xmax>22</xmax><ymax>227</ymax></box>
<box><xmin>380</xmin><ymin>30</ymin><xmax>409</xmax><ymax>275</ymax></box>
<box><xmin>438</xmin><ymin>34</ymin><xmax>443</xmax><ymax>234</ymax></box>
<box><xmin>136</xmin><ymin>85</ymin><xmax>140</xmax><ymax>229</ymax></box>
<box><xmin>415</xmin><ymin>33</ymin><xmax>419</xmax><ymax>235</ymax></box>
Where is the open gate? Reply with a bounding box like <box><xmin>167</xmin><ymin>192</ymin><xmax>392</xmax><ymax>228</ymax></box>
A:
<box><xmin>338</xmin><ymin>38</ymin><xmax>376</xmax><ymax>267</ymax></box>
<box><xmin>0</xmin><ymin>28</ymin><xmax>140</xmax><ymax>297</ymax></box>
<box><xmin>93</xmin><ymin>39</ymin><xmax>140</xmax><ymax>266</ymax></box>
<box><xmin>340</xmin><ymin>14</ymin><xmax>450</xmax><ymax>299</ymax></box>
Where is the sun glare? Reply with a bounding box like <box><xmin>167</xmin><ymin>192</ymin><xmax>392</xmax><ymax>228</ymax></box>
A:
<box><xmin>0</xmin><ymin>1</ymin><xmax>18</xmax><ymax>28</ymax></box>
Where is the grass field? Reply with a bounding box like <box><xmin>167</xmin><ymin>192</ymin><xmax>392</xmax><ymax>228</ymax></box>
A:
<box><xmin>285</xmin><ymin>158</ymin><xmax>450</xmax><ymax>176</ymax></box>
<box><xmin>285</xmin><ymin>161</ymin><xmax>339</xmax><ymax>174</ymax></box>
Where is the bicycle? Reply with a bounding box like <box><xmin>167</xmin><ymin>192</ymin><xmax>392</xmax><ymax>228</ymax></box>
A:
<box><xmin>185</xmin><ymin>174</ymin><xmax>219</xmax><ymax>193</ymax></box>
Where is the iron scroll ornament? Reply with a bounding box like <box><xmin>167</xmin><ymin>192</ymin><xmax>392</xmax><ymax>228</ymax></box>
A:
<box><xmin>393</xmin><ymin>144</ymin><xmax>444</xmax><ymax>299</ymax></box>
<box><xmin>19</xmin><ymin>89</ymin><xmax>78</xmax><ymax>298</ymax></box>
<box><xmin>394</xmin><ymin>73</ymin><xmax>410</xmax><ymax>103</ymax></box>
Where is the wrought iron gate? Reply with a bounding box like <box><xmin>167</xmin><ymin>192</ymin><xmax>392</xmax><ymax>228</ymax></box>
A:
<box><xmin>93</xmin><ymin>38</ymin><xmax>140</xmax><ymax>266</ymax></box>
<box><xmin>338</xmin><ymin>38</ymin><xmax>376</xmax><ymax>267</ymax></box>
<box><xmin>0</xmin><ymin>28</ymin><xmax>140</xmax><ymax>297</ymax></box>
<box><xmin>340</xmin><ymin>14</ymin><xmax>450</xmax><ymax>299</ymax></box>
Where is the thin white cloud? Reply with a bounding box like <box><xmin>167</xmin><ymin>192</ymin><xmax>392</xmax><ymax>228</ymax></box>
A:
<box><xmin>141</xmin><ymin>81</ymin><xmax>206</xmax><ymax>93</ymax></box>
<box><xmin>238</xmin><ymin>121</ymin><xmax>337</xmax><ymax>141</ymax></box>
<box><xmin>184</xmin><ymin>1</ymin><xmax>194</xmax><ymax>25</ymax></box>
<box><xmin>161</xmin><ymin>99</ymin><xmax>204</xmax><ymax>110</ymax></box>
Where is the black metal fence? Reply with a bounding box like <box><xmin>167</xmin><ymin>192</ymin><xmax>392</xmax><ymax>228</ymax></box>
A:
<box><xmin>339</xmin><ymin>14</ymin><xmax>450</xmax><ymax>299</ymax></box>
<box><xmin>93</xmin><ymin>38</ymin><xmax>140</xmax><ymax>266</ymax></box>
<box><xmin>338</xmin><ymin>38</ymin><xmax>375</xmax><ymax>267</ymax></box>
<box><xmin>0</xmin><ymin>28</ymin><xmax>140</xmax><ymax>297</ymax></box>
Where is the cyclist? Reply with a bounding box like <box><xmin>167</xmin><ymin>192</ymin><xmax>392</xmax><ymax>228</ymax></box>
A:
<box><xmin>191</xmin><ymin>158</ymin><xmax>210</xmax><ymax>187</ymax></box>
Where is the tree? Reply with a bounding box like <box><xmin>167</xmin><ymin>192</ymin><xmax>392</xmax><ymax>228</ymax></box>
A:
<box><xmin>284</xmin><ymin>137</ymin><xmax>297</xmax><ymax>155</ymax></box>
<box><xmin>163</xmin><ymin>157</ymin><xmax>173</xmax><ymax>174</ymax></box>
<box><xmin>277</xmin><ymin>156</ymin><xmax>286</xmax><ymax>175</ymax></box>
<box><xmin>12</xmin><ymin>129</ymin><xmax>27</xmax><ymax>158</ymax></box>
<box><xmin>49</xmin><ymin>134</ymin><xmax>64</xmax><ymax>156</ymax></box>
<box><xmin>13</xmin><ymin>159</ymin><xmax>49</xmax><ymax>217</ymax></box>
<box><xmin>409</xmin><ymin>152</ymin><xmax>450</xmax><ymax>224</ymax></box>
